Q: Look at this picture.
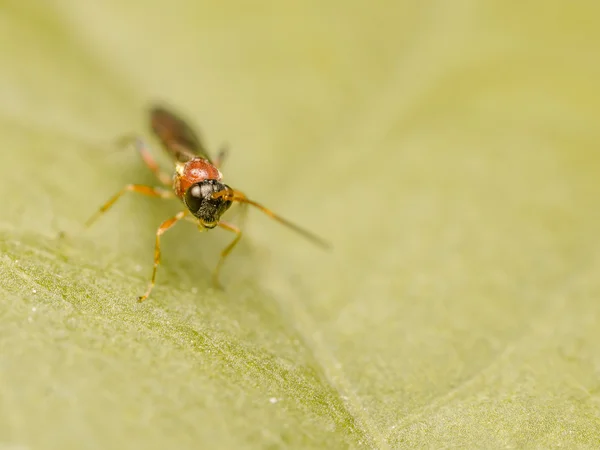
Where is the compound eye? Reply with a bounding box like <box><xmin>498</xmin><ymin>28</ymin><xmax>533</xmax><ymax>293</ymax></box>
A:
<box><xmin>184</xmin><ymin>183</ymin><xmax>204</xmax><ymax>213</ymax></box>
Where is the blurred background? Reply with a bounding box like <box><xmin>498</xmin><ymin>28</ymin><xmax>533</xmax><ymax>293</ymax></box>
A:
<box><xmin>1</xmin><ymin>1</ymin><xmax>599</xmax><ymax>449</ymax></box>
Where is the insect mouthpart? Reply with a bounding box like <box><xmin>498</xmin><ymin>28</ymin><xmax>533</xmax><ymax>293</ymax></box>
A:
<box><xmin>184</xmin><ymin>179</ymin><xmax>232</xmax><ymax>225</ymax></box>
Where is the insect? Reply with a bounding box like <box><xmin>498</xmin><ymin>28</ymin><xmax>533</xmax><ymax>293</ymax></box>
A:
<box><xmin>85</xmin><ymin>105</ymin><xmax>329</xmax><ymax>302</ymax></box>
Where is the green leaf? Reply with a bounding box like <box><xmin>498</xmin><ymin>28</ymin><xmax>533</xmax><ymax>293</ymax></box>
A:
<box><xmin>2</xmin><ymin>2</ymin><xmax>600</xmax><ymax>448</ymax></box>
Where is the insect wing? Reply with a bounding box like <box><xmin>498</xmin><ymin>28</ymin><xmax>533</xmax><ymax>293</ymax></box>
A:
<box><xmin>150</xmin><ymin>106</ymin><xmax>212</xmax><ymax>163</ymax></box>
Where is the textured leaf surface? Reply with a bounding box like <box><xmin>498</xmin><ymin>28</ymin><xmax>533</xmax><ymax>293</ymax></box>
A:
<box><xmin>1</xmin><ymin>2</ymin><xmax>600</xmax><ymax>448</ymax></box>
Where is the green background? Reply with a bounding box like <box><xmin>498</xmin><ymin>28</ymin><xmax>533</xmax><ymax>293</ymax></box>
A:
<box><xmin>1</xmin><ymin>1</ymin><xmax>600</xmax><ymax>448</ymax></box>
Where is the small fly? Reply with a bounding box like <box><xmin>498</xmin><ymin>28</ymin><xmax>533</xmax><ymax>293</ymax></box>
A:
<box><xmin>85</xmin><ymin>105</ymin><xmax>329</xmax><ymax>302</ymax></box>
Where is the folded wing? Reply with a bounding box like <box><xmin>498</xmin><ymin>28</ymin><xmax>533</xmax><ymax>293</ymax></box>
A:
<box><xmin>150</xmin><ymin>105</ymin><xmax>213</xmax><ymax>163</ymax></box>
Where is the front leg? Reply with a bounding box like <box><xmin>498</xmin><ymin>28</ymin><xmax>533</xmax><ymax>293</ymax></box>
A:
<box><xmin>137</xmin><ymin>210</ymin><xmax>189</xmax><ymax>302</ymax></box>
<box><xmin>212</xmin><ymin>221</ymin><xmax>242</xmax><ymax>288</ymax></box>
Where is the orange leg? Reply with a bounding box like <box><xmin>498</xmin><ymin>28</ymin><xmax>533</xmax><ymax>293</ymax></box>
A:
<box><xmin>213</xmin><ymin>221</ymin><xmax>242</xmax><ymax>288</ymax></box>
<box><xmin>117</xmin><ymin>136</ymin><xmax>172</xmax><ymax>186</ymax></box>
<box><xmin>138</xmin><ymin>210</ymin><xmax>188</xmax><ymax>302</ymax></box>
<box><xmin>85</xmin><ymin>184</ymin><xmax>174</xmax><ymax>228</ymax></box>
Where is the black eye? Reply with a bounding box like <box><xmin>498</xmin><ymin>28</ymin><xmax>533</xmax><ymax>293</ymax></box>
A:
<box><xmin>184</xmin><ymin>183</ymin><xmax>205</xmax><ymax>213</ymax></box>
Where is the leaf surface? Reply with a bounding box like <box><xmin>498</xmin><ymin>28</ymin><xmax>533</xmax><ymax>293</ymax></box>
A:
<box><xmin>1</xmin><ymin>2</ymin><xmax>600</xmax><ymax>448</ymax></box>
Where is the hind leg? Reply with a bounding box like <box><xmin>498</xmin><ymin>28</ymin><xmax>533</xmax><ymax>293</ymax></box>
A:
<box><xmin>117</xmin><ymin>136</ymin><xmax>172</xmax><ymax>186</ymax></box>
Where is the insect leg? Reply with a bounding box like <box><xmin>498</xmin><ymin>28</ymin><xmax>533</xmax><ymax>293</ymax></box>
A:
<box><xmin>138</xmin><ymin>210</ymin><xmax>188</xmax><ymax>302</ymax></box>
<box><xmin>213</xmin><ymin>221</ymin><xmax>242</xmax><ymax>288</ymax></box>
<box><xmin>85</xmin><ymin>184</ymin><xmax>174</xmax><ymax>228</ymax></box>
<box><xmin>134</xmin><ymin>138</ymin><xmax>173</xmax><ymax>185</ymax></box>
<box><xmin>213</xmin><ymin>144</ymin><xmax>229</xmax><ymax>169</ymax></box>
<box><xmin>117</xmin><ymin>136</ymin><xmax>172</xmax><ymax>185</ymax></box>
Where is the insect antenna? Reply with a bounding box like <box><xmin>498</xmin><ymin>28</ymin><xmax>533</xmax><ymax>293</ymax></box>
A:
<box><xmin>214</xmin><ymin>190</ymin><xmax>331</xmax><ymax>250</ymax></box>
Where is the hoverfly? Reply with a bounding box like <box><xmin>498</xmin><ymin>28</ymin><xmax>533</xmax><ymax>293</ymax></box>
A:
<box><xmin>85</xmin><ymin>106</ymin><xmax>329</xmax><ymax>301</ymax></box>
